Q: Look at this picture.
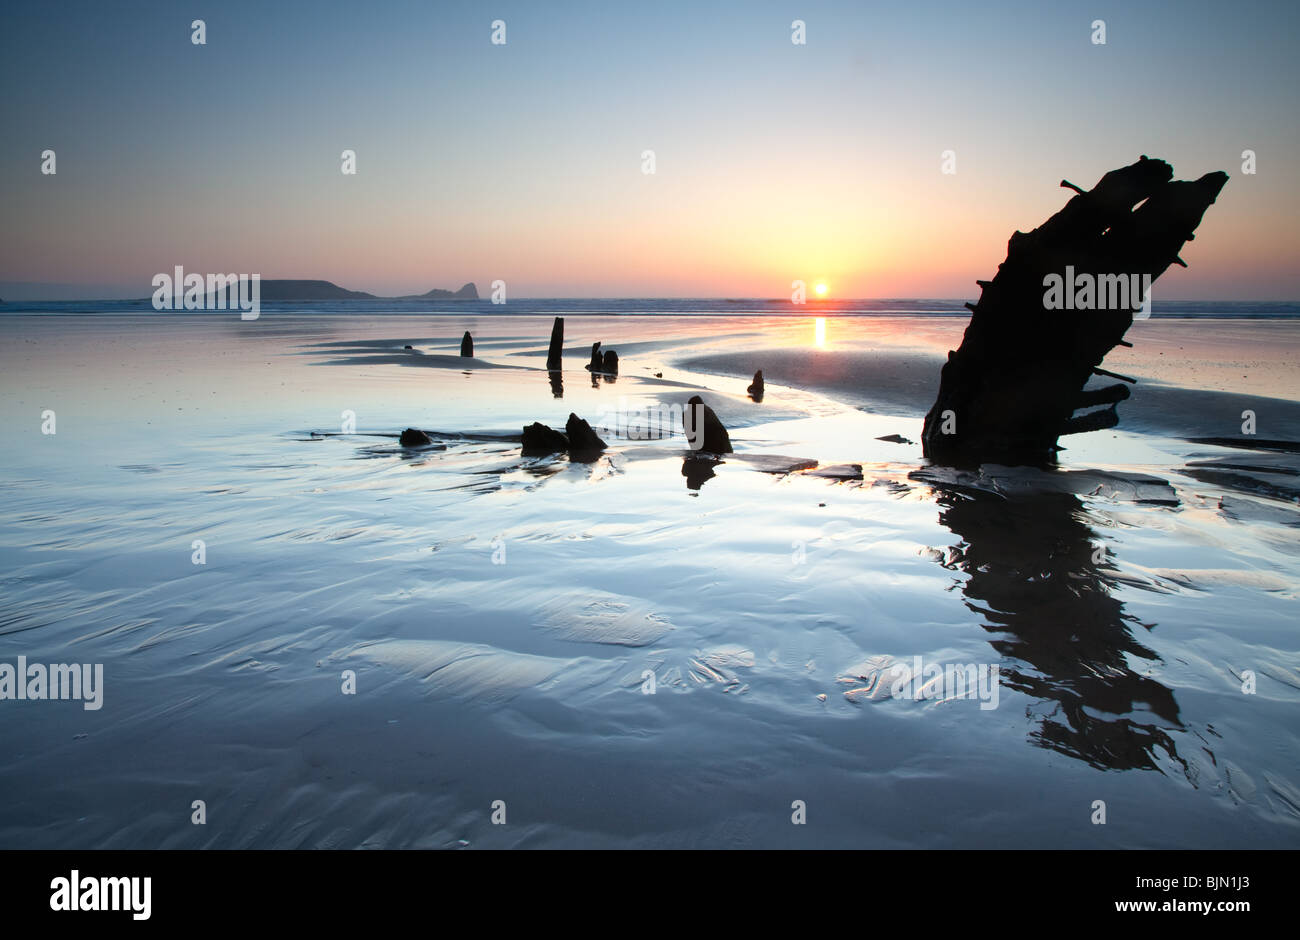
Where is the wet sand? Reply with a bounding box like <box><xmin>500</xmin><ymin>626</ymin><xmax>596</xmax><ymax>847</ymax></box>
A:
<box><xmin>0</xmin><ymin>313</ymin><xmax>1297</xmax><ymax>848</ymax></box>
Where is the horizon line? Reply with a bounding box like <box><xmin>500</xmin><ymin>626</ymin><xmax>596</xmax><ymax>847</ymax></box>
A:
<box><xmin>4</xmin><ymin>296</ymin><xmax>1299</xmax><ymax>305</ymax></box>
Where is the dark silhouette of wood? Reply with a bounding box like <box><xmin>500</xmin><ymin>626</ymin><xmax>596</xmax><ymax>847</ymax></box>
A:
<box><xmin>546</xmin><ymin>317</ymin><xmax>564</xmax><ymax>370</ymax></box>
<box><xmin>399</xmin><ymin>428</ymin><xmax>433</xmax><ymax>447</ymax></box>
<box><xmin>684</xmin><ymin>395</ymin><xmax>733</xmax><ymax>453</ymax></box>
<box><xmin>922</xmin><ymin>156</ymin><xmax>1227</xmax><ymax>465</ymax></box>
<box><xmin>521</xmin><ymin>421</ymin><xmax>568</xmax><ymax>456</ymax></box>
<box><xmin>565</xmin><ymin>413</ymin><xmax>606</xmax><ymax>461</ymax></box>
<box><xmin>1091</xmin><ymin>366</ymin><xmax>1136</xmax><ymax>384</ymax></box>
<box><xmin>1073</xmin><ymin>383</ymin><xmax>1130</xmax><ymax>410</ymax></box>
<box><xmin>583</xmin><ymin>342</ymin><xmax>619</xmax><ymax>376</ymax></box>
<box><xmin>1061</xmin><ymin>406</ymin><xmax>1120</xmax><ymax>436</ymax></box>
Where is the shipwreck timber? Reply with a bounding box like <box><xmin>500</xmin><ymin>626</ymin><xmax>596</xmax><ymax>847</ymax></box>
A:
<box><xmin>921</xmin><ymin>156</ymin><xmax>1228</xmax><ymax>466</ymax></box>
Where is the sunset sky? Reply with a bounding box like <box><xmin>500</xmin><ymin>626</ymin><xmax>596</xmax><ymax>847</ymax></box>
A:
<box><xmin>2</xmin><ymin>0</ymin><xmax>1297</xmax><ymax>299</ymax></box>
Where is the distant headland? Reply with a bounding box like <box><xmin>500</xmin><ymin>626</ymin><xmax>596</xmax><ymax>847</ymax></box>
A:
<box><xmin>223</xmin><ymin>280</ymin><xmax>479</xmax><ymax>302</ymax></box>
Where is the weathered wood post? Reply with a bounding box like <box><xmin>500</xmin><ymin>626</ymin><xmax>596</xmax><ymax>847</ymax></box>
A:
<box><xmin>546</xmin><ymin>317</ymin><xmax>564</xmax><ymax>370</ymax></box>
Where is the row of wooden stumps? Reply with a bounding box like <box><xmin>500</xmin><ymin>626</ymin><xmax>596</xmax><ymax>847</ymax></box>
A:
<box><xmin>519</xmin><ymin>394</ymin><xmax>732</xmax><ymax>470</ymax></box>
<box><xmin>920</xmin><ymin>156</ymin><xmax>1228</xmax><ymax>466</ymax></box>
<box><xmin>526</xmin><ymin>315</ymin><xmax>730</xmax><ymax>463</ymax></box>
<box><xmin>543</xmin><ymin>316</ymin><xmax>620</xmax><ymax>376</ymax></box>
<box><xmin>403</xmin><ymin>317</ymin><xmax>733</xmax><ymax>468</ymax></box>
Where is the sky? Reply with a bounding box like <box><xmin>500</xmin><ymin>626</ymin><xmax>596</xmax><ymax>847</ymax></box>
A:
<box><xmin>1</xmin><ymin>0</ymin><xmax>1297</xmax><ymax>299</ymax></box>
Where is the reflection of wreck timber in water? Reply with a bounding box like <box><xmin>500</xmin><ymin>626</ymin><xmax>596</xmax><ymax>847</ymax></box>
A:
<box><xmin>911</xmin><ymin>159</ymin><xmax>1232</xmax><ymax>771</ymax></box>
<box><xmin>922</xmin><ymin>156</ymin><xmax>1229</xmax><ymax>466</ymax></box>
<box><xmin>927</xmin><ymin>480</ymin><xmax>1188</xmax><ymax>775</ymax></box>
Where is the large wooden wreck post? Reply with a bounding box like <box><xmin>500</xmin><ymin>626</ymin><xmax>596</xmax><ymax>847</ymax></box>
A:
<box><xmin>921</xmin><ymin>156</ymin><xmax>1228</xmax><ymax>466</ymax></box>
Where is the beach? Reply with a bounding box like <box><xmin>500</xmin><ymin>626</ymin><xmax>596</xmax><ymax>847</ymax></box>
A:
<box><xmin>0</xmin><ymin>311</ymin><xmax>1297</xmax><ymax>848</ymax></box>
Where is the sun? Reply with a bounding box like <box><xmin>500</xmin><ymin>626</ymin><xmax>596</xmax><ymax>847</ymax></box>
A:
<box><xmin>814</xmin><ymin>282</ymin><xmax>828</xmax><ymax>297</ymax></box>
